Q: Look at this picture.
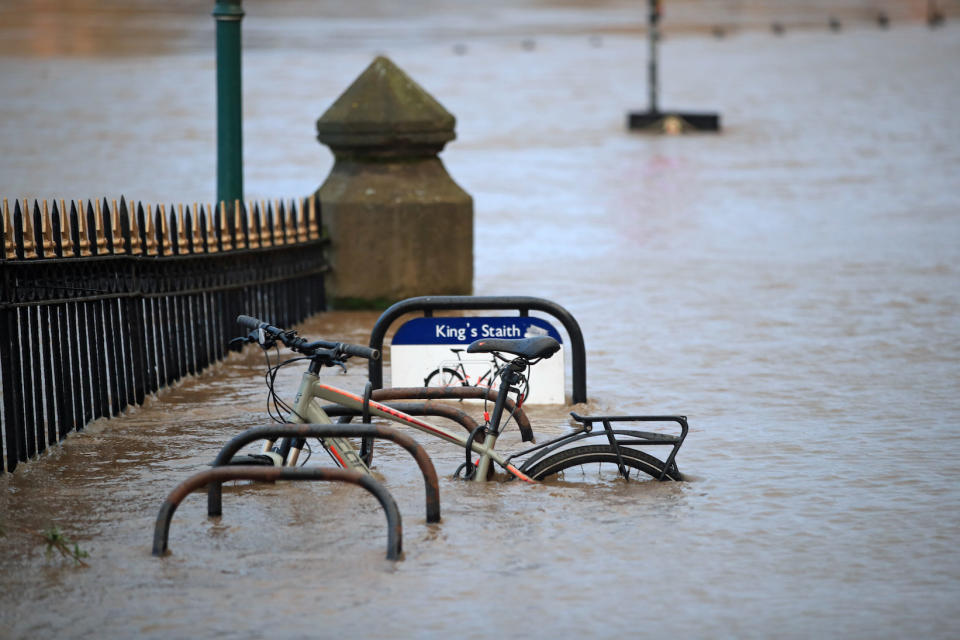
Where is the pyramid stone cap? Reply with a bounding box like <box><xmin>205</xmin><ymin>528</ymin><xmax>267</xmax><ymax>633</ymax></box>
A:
<box><xmin>317</xmin><ymin>56</ymin><xmax>456</xmax><ymax>156</ymax></box>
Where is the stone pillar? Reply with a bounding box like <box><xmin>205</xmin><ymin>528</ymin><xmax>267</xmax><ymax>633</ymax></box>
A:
<box><xmin>315</xmin><ymin>56</ymin><xmax>473</xmax><ymax>309</ymax></box>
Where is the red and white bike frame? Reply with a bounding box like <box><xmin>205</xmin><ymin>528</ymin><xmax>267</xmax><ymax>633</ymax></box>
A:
<box><xmin>271</xmin><ymin>370</ymin><xmax>533</xmax><ymax>482</ymax></box>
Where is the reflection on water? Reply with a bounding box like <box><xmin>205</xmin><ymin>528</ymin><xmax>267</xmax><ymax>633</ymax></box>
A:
<box><xmin>1</xmin><ymin>1</ymin><xmax>959</xmax><ymax>638</ymax></box>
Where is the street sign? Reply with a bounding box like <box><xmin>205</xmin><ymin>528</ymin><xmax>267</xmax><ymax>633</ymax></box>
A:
<box><xmin>390</xmin><ymin>316</ymin><xmax>565</xmax><ymax>404</ymax></box>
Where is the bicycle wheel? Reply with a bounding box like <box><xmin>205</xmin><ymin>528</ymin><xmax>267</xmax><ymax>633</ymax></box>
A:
<box><xmin>424</xmin><ymin>367</ymin><xmax>465</xmax><ymax>388</ymax></box>
<box><xmin>525</xmin><ymin>445</ymin><xmax>681</xmax><ymax>481</ymax></box>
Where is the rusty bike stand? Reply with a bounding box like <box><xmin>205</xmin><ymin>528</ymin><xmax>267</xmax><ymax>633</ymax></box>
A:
<box><xmin>207</xmin><ymin>424</ymin><xmax>441</xmax><ymax>523</ymax></box>
<box><xmin>153</xmin><ymin>466</ymin><xmax>403</xmax><ymax>560</ymax></box>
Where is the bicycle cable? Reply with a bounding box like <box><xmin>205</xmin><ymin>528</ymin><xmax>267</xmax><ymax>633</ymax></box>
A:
<box><xmin>261</xmin><ymin>343</ymin><xmax>321</xmax><ymax>425</ymax></box>
<box><xmin>264</xmin><ymin>353</ymin><xmax>347</xmax><ymax>467</ymax></box>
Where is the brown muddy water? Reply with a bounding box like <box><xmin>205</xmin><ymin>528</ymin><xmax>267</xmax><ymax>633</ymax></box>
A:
<box><xmin>2</xmin><ymin>1</ymin><xmax>960</xmax><ymax>638</ymax></box>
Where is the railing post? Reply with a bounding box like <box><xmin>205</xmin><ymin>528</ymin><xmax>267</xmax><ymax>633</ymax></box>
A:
<box><xmin>213</xmin><ymin>0</ymin><xmax>244</xmax><ymax>205</ymax></box>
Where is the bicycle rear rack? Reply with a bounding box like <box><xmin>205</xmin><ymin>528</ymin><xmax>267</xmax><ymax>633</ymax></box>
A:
<box><xmin>207</xmin><ymin>424</ymin><xmax>441</xmax><ymax>523</ymax></box>
<box><xmin>152</xmin><ymin>466</ymin><xmax>403</xmax><ymax>560</ymax></box>
<box><xmin>516</xmin><ymin>412</ymin><xmax>688</xmax><ymax>481</ymax></box>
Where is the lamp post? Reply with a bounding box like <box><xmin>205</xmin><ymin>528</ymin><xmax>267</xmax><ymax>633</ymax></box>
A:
<box><xmin>212</xmin><ymin>0</ymin><xmax>244</xmax><ymax>205</ymax></box>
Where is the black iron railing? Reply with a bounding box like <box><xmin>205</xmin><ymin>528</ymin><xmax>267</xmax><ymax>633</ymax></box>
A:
<box><xmin>0</xmin><ymin>196</ymin><xmax>327</xmax><ymax>473</ymax></box>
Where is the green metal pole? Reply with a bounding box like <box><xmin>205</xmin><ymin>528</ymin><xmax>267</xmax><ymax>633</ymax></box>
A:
<box><xmin>213</xmin><ymin>0</ymin><xmax>244</xmax><ymax>205</ymax></box>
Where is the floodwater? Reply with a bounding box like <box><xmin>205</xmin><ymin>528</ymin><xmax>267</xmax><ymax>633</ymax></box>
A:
<box><xmin>2</xmin><ymin>1</ymin><xmax>960</xmax><ymax>638</ymax></box>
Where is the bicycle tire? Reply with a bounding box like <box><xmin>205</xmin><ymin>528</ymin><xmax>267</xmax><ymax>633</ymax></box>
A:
<box><xmin>424</xmin><ymin>367</ymin><xmax>466</xmax><ymax>388</ymax></box>
<box><xmin>525</xmin><ymin>445</ymin><xmax>682</xmax><ymax>481</ymax></box>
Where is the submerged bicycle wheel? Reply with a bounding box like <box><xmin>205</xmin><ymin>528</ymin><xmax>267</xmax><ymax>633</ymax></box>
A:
<box><xmin>424</xmin><ymin>367</ymin><xmax>466</xmax><ymax>388</ymax></box>
<box><xmin>525</xmin><ymin>445</ymin><xmax>682</xmax><ymax>481</ymax></box>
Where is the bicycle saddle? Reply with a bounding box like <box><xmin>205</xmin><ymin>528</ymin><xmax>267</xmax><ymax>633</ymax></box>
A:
<box><xmin>467</xmin><ymin>336</ymin><xmax>560</xmax><ymax>360</ymax></box>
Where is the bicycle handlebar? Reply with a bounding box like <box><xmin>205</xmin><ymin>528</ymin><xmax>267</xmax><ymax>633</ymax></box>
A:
<box><xmin>236</xmin><ymin>314</ymin><xmax>265</xmax><ymax>332</ymax></box>
<box><xmin>236</xmin><ymin>315</ymin><xmax>380</xmax><ymax>361</ymax></box>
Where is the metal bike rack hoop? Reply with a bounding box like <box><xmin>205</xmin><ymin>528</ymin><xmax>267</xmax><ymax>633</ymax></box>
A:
<box><xmin>153</xmin><ymin>465</ymin><xmax>403</xmax><ymax>560</ymax></box>
<box><xmin>207</xmin><ymin>424</ymin><xmax>440</xmax><ymax>523</ymax></box>
<box><xmin>367</xmin><ymin>295</ymin><xmax>588</xmax><ymax>404</ymax></box>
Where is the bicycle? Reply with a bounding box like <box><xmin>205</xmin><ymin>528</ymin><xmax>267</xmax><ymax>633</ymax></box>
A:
<box><xmin>231</xmin><ymin>315</ymin><xmax>687</xmax><ymax>482</ymax></box>
<box><xmin>423</xmin><ymin>348</ymin><xmax>499</xmax><ymax>389</ymax></box>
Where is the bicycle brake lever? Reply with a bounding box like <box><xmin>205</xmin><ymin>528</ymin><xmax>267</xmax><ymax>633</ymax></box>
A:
<box><xmin>229</xmin><ymin>335</ymin><xmax>256</xmax><ymax>347</ymax></box>
<box><xmin>243</xmin><ymin>328</ymin><xmax>276</xmax><ymax>350</ymax></box>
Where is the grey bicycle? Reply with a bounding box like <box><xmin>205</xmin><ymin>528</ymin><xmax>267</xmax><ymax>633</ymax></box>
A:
<box><xmin>234</xmin><ymin>315</ymin><xmax>687</xmax><ymax>482</ymax></box>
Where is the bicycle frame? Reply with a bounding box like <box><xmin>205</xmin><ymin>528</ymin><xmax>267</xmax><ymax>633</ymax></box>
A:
<box><xmin>265</xmin><ymin>368</ymin><xmax>534</xmax><ymax>483</ymax></box>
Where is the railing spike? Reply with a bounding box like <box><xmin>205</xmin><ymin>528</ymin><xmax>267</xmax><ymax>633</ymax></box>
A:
<box><xmin>192</xmin><ymin>202</ymin><xmax>202</xmax><ymax>252</ymax></box>
<box><xmin>57</xmin><ymin>199</ymin><xmax>68</xmax><ymax>257</ymax></box>
<box><xmin>19</xmin><ymin>200</ymin><xmax>33</xmax><ymax>258</ymax></box>
<box><xmin>206</xmin><ymin>203</ymin><xmax>216</xmax><ymax>253</ymax></box>
<box><xmin>41</xmin><ymin>199</ymin><xmax>55</xmax><ymax>257</ymax></box>
<box><xmin>308</xmin><ymin>195</ymin><xmax>320</xmax><ymax>240</ymax></box>
<box><xmin>234</xmin><ymin>199</ymin><xmax>246</xmax><ymax>249</ymax></box>
<box><xmin>85</xmin><ymin>199</ymin><xmax>97</xmax><ymax>257</ymax></box>
<box><xmin>179</xmin><ymin>204</ymin><xmax>186</xmax><ymax>254</ymax></box>
<box><xmin>277</xmin><ymin>200</ymin><xmax>288</xmax><ymax>245</ymax></box>
<box><xmin>263</xmin><ymin>200</ymin><xmax>273</xmax><ymax>248</ymax></box>
<box><xmin>1</xmin><ymin>198</ymin><xmax>10</xmax><ymax>259</ymax></box>
<box><xmin>130</xmin><ymin>200</ymin><xmax>143</xmax><ymax>255</ymax></box>
<box><xmin>100</xmin><ymin>197</ymin><xmax>110</xmax><ymax>253</ymax></box>
<box><xmin>200</xmin><ymin>203</ymin><xmax>209</xmax><ymax>252</ymax></box>
<box><xmin>293</xmin><ymin>199</ymin><xmax>306</xmax><ymax>243</ymax></box>
<box><xmin>50</xmin><ymin>200</ymin><xmax>63</xmax><ymax>257</ymax></box>
<box><xmin>118</xmin><ymin>197</ymin><xmax>132</xmax><ymax>255</ymax></box>
<box><xmin>184</xmin><ymin>204</ymin><xmax>194</xmax><ymax>254</ymax></box>
<box><xmin>12</xmin><ymin>199</ymin><xmax>25</xmax><ymax>259</ymax></box>
<box><xmin>218</xmin><ymin>201</ymin><xmax>231</xmax><ymax>251</ymax></box>
<box><xmin>133</xmin><ymin>201</ymin><xmax>144</xmax><ymax>255</ymax></box>
<box><xmin>287</xmin><ymin>199</ymin><xmax>296</xmax><ymax>246</ymax></box>
<box><xmin>156</xmin><ymin>204</ymin><xmax>168</xmax><ymax>256</ymax></box>
<box><xmin>24</xmin><ymin>199</ymin><xmax>39</xmax><ymax>258</ymax></box>
<box><xmin>145</xmin><ymin>203</ymin><xmax>157</xmax><ymax>256</ymax></box>
<box><xmin>110</xmin><ymin>199</ymin><xmax>123</xmax><ymax>254</ymax></box>
<box><xmin>68</xmin><ymin>200</ymin><xmax>80</xmax><ymax>257</ymax></box>
<box><xmin>99</xmin><ymin>197</ymin><xmax>113</xmax><ymax>254</ymax></box>
<box><xmin>168</xmin><ymin>204</ymin><xmax>179</xmax><ymax>255</ymax></box>
<box><xmin>250</xmin><ymin>201</ymin><xmax>261</xmax><ymax>249</ymax></box>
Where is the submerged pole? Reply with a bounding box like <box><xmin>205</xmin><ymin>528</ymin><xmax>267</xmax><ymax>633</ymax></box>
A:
<box><xmin>627</xmin><ymin>0</ymin><xmax>720</xmax><ymax>132</ymax></box>
<box><xmin>213</xmin><ymin>0</ymin><xmax>244</xmax><ymax>204</ymax></box>
<box><xmin>648</xmin><ymin>0</ymin><xmax>660</xmax><ymax>114</ymax></box>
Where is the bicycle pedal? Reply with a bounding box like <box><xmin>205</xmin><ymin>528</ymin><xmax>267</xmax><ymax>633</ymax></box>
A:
<box><xmin>218</xmin><ymin>453</ymin><xmax>283</xmax><ymax>466</ymax></box>
<box><xmin>262</xmin><ymin>451</ymin><xmax>285</xmax><ymax>466</ymax></box>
